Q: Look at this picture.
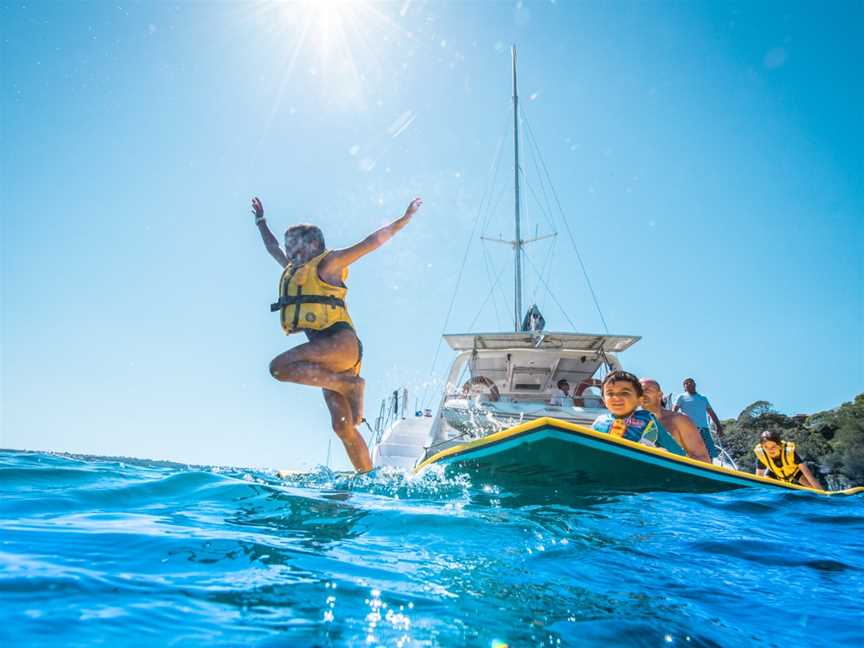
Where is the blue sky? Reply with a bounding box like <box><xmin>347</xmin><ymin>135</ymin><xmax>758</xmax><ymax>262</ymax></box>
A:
<box><xmin>2</xmin><ymin>1</ymin><xmax>862</xmax><ymax>470</ymax></box>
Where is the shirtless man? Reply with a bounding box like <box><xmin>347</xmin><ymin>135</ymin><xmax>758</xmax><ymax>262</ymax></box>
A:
<box><xmin>640</xmin><ymin>378</ymin><xmax>711</xmax><ymax>463</ymax></box>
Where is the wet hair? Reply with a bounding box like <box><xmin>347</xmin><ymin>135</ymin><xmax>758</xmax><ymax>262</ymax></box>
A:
<box><xmin>760</xmin><ymin>430</ymin><xmax>783</xmax><ymax>444</ymax></box>
<box><xmin>557</xmin><ymin>378</ymin><xmax>570</xmax><ymax>389</ymax></box>
<box><xmin>285</xmin><ymin>224</ymin><xmax>325</xmax><ymax>252</ymax></box>
<box><xmin>601</xmin><ymin>370</ymin><xmax>643</xmax><ymax>397</ymax></box>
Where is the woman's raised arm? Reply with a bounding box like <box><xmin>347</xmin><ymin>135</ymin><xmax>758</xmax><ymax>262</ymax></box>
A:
<box><xmin>321</xmin><ymin>197</ymin><xmax>422</xmax><ymax>275</ymax></box>
<box><xmin>251</xmin><ymin>197</ymin><xmax>289</xmax><ymax>268</ymax></box>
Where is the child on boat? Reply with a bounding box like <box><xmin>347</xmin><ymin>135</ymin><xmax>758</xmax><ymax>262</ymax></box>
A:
<box><xmin>592</xmin><ymin>371</ymin><xmax>686</xmax><ymax>456</ymax></box>
<box><xmin>252</xmin><ymin>196</ymin><xmax>423</xmax><ymax>472</ymax></box>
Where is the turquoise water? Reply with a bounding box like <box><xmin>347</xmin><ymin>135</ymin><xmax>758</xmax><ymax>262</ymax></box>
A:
<box><xmin>1</xmin><ymin>450</ymin><xmax>862</xmax><ymax>647</ymax></box>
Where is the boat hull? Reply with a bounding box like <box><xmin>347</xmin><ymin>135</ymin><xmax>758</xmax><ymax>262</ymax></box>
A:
<box><xmin>417</xmin><ymin>417</ymin><xmax>863</xmax><ymax>496</ymax></box>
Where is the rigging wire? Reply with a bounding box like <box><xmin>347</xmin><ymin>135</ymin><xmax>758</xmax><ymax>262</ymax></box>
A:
<box><xmin>522</xmin><ymin>112</ymin><xmax>610</xmax><ymax>333</ymax></box>
<box><xmin>519</xmin><ymin>167</ymin><xmax>557</xmax><ymax>313</ymax></box>
<box><xmin>477</xmin><ymin>114</ymin><xmax>557</xmax><ymax>328</ymax></box>
<box><xmin>540</xmin><ymin>235</ymin><xmax>557</xmax><ymax>315</ymax></box>
<box><xmin>484</xmin><ymin>236</ymin><xmax>515</xmax><ymax>322</ymax></box>
<box><xmin>480</xmin><ymin>241</ymin><xmax>500</xmax><ymax>326</ymax></box>
<box><xmin>420</xmin><ymin>106</ymin><xmax>511</xmax><ymax>409</ymax></box>
<box><xmin>517</xmin><ymin>107</ymin><xmax>560</xmax><ymax>314</ymax></box>
<box><xmin>529</xmin><ymin>226</ymin><xmax>542</xmax><ymax>306</ymax></box>
<box><xmin>532</xmin><ymin>234</ymin><xmax>556</xmax><ymax>307</ymax></box>
<box><xmin>522</xmin><ymin>247</ymin><xmax>578</xmax><ymax>330</ymax></box>
<box><xmin>522</xmin><ymin>107</ymin><xmax>557</xmax><ymax>225</ymax></box>
<box><xmin>476</xmin><ymin>182</ymin><xmax>515</xmax><ymax>331</ymax></box>
<box><xmin>481</xmin><ymin>183</ymin><xmax>512</xmax><ymax>239</ymax></box>
<box><xmin>477</xmin><ymin>143</ymin><xmax>513</xmax><ymax>330</ymax></box>
<box><xmin>520</xmin><ymin>161</ymin><xmax>558</xmax><ymax>236</ymax></box>
<box><xmin>468</xmin><ymin>253</ymin><xmax>508</xmax><ymax>331</ymax></box>
<box><xmin>480</xmin><ymin>240</ymin><xmax>504</xmax><ymax>329</ymax></box>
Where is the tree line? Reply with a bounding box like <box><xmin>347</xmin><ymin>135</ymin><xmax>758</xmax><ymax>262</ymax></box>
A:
<box><xmin>721</xmin><ymin>393</ymin><xmax>864</xmax><ymax>490</ymax></box>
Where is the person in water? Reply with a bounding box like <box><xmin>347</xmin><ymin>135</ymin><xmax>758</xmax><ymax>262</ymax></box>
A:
<box><xmin>673</xmin><ymin>377</ymin><xmax>725</xmax><ymax>460</ymax></box>
<box><xmin>592</xmin><ymin>371</ymin><xmax>685</xmax><ymax>456</ymax></box>
<box><xmin>639</xmin><ymin>378</ymin><xmax>711</xmax><ymax>463</ymax></box>
<box><xmin>252</xmin><ymin>195</ymin><xmax>423</xmax><ymax>472</ymax></box>
<box><xmin>754</xmin><ymin>430</ymin><xmax>823</xmax><ymax>489</ymax></box>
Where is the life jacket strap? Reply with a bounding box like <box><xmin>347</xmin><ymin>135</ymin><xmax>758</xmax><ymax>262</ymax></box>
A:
<box><xmin>270</xmin><ymin>295</ymin><xmax>346</xmax><ymax>312</ymax></box>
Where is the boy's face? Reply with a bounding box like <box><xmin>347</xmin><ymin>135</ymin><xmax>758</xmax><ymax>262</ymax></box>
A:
<box><xmin>603</xmin><ymin>380</ymin><xmax>641</xmax><ymax>417</ymax></box>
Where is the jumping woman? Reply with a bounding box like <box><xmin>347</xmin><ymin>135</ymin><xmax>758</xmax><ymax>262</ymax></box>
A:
<box><xmin>251</xmin><ymin>196</ymin><xmax>423</xmax><ymax>472</ymax></box>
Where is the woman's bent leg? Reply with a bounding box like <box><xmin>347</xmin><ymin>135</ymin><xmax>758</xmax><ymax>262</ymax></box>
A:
<box><xmin>322</xmin><ymin>389</ymin><xmax>372</xmax><ymax>472</ymax></box>
<box><xmin>269</xmin><ymin>333</ymin><xmax>360</xmax><ymax>392</ymax></box>
<box><xmin>270</xmin><ymin>330</ymin><xmax>365</xmax><ymax>424</ymax></box>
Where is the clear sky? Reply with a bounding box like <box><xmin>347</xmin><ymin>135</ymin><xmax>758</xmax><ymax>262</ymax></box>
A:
<box><xmin>2</xmin><ymin>1</ymin><xmax>862</xmax><ymax>470</ymax></box>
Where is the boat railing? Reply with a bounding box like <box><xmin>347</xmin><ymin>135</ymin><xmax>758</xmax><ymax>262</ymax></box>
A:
<box><xmin>444</xmin><ymin>389</ymin><xmax>604</xmax><ymax>410</ymax></box>
<box><xmin>716</xmin><ymin>446</ymin><xmax>739</xmax><ymax>471</ymax></box>
<box><xmin>372</xmin><ymin>391</ymin><xmax>396</xmax><ymax>446</ymax></box>
<box><xmin>372</xmin><ymin>387</ymin><xmax>411</xmax><ymax>446</ymax></box>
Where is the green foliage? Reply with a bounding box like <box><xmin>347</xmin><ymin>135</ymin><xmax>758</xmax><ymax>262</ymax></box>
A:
<box><xmin>722</xmin><ymin>394</ymin><xmax>864</xmax><ymax>488</ymax></box>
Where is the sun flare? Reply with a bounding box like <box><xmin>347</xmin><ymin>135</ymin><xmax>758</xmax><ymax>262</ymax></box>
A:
<box><xmin>250</xmin><ymin>0</ymin><xmax>410</xmax><ymax>113</ymax></box>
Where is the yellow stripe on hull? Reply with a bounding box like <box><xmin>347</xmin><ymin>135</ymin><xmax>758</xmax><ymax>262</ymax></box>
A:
<box><xmin>416</xmin><ymin>417</ymin><xmax>864</xmax><ymax>496</ymax></box>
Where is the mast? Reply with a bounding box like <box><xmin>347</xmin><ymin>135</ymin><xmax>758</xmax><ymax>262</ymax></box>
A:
<box><xmin>482</xmin><ymin>47</ymin><xmax>554</xmax><ymax>329</ymax></box>
<box><xmin>512</xmin><ymin>45</ymin><xmax>523</xmax><ymax>331</ymax></box>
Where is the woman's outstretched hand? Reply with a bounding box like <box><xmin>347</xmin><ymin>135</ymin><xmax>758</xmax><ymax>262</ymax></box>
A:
<box><xmin>320</xmin><ymin>196</ymin><xmax>424</xmax><ymax>274</ymax></box>
<box><xmin>252</xmin><ymin>197</ymin><xmax>264</xmax><ymax>222</ymax></box>
<box><xmin>404</xmin><ymin>197</ymin><xmax>422</xmax><ymax>219</ymax></box>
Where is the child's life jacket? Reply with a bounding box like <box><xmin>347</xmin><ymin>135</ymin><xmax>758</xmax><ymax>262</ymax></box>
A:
<box><xmin>593</xmin><ymin>410</ymin><xmax>686</xmax><ymax>456</ymax></box>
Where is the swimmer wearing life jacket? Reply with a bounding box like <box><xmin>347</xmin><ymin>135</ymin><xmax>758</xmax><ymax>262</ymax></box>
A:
<box><xmin>252</xmin><ymin>196</ymin><xmax>423</xmax><ymax>472</ymax></box>
<box><xmin>592</xmin><ymin>371</ymin><xmax>686</xmax><ymax>456</ymax></box>
<box><xmin>639</xmin><ymin>378</ymin><xmax>711</xmax><ymax>463</ymax></box>
<box><xmin>754</xmin><ymin>430</ymin><xmax>823</xmax><ymax>489</ymax></box>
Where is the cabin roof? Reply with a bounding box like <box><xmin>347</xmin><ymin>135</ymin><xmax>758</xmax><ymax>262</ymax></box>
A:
<box><xmin>443</xmin><ymin>332</ymin><xmax>641</xmax><ymax>353</ymax></box>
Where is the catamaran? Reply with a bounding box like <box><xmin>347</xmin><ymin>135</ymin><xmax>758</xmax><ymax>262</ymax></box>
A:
<box><xmin>369</xmin><ymin>48</ymin><xmax>862</xmax><ymax>497</ymax></box>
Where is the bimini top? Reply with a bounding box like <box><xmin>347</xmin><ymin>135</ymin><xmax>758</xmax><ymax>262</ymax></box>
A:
<box><xmin>443</xmin><ymin>332</ymin><xmax>641</xmax><ymax>353</ymax></box>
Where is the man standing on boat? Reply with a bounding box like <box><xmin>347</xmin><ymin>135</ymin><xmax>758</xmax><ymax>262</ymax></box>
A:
<box><xmin>673</xmin><ymin>378</ymin><xmax>724</xmax><ymax>461</ymax></box>
<box><xmin>640</xmin><ymin>379</ymin><xmax>711</xmax><ymax>463</ymax></box>
<box><xmin>550</xmin><ymin>379</ymin><xmax>572</xmax><ymax>406</ymax></box>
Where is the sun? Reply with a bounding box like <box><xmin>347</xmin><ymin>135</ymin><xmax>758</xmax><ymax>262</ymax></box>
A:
<box><xmin>249</xmin><ymin>0</ymin><xmax>410</xmax><ymax>111</ymax></box>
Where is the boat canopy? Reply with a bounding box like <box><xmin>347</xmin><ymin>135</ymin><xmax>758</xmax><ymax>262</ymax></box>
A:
<box><xmin>443</xmin><ymin>332</ymin><xmax>641</xmax><ymax>353</ymax></box>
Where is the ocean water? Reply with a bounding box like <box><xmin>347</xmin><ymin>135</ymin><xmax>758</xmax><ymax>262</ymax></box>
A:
<box><xmin>1</xmin><ymin>450</ymin><xmax>862</xmax><ymax>647</ymax></box>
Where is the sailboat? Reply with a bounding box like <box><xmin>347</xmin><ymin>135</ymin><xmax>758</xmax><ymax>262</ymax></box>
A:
<box><xmin>369</xmin><ymin>48</ymin><xmax>862</xmax><ymax>497</ymax></box>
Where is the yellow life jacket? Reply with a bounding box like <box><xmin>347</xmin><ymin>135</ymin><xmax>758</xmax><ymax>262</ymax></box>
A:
<box><xmin>753</xmin><ymin>441</ymin><xmax>800</xmax><ymax>482</ymax></box>
<box><xmin>270</xmin><ymin>251</ymin><xmax>354</xmax><ymax>335</ymax></box>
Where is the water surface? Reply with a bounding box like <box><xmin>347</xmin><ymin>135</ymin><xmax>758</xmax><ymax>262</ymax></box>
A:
<box><xmin>1</xmin><ymin>450</ymin><xmax>862</xmax><ymax>646</ymax></box>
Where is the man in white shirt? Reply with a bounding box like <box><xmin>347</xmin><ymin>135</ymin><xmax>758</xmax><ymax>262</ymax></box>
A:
<box><xmin>550</xmin><ymin>379</ymin><xmax>572</xmax><ymax>406</ymax></box>
<box><xmin>673</xmin><ymin>377</ymin><xmax>724</xmax><ymax>460</ymax></box>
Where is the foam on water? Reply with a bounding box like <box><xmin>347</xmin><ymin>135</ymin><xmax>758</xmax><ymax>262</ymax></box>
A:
<box><xmin>1</xmin><ymin>450</ymin><xmax>863</xmax><ymax>647</ymax></box>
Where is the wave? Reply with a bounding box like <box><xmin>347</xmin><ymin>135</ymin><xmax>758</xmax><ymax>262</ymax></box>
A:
<box><xmin>2</xmin><ymin>450</ymin><xmax>863</xmax><ymax>647</ymax></box>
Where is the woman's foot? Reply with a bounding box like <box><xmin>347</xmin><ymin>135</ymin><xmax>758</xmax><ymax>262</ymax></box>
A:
<box><xmin>344</xmin><ymin>376</ymin><xmax>366</xmax><ymax>426</ymax></box>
